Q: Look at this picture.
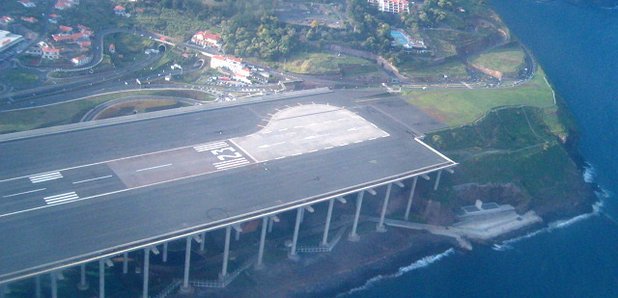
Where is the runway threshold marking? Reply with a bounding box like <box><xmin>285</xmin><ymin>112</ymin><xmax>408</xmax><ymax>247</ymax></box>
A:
<box><xmin>72</xmin><ymin>175</ymin><xmax>113</xmax><ymax>185</ymax></box>
<box><xmin>29</xmin><ymin>172</ymin><xmax>63</xmax><ymax>183</ymax></box>
<box><xmin>3</xmin><ymin>188</ymin><xmax>47</xmax><ymax>198</ymax></box>
<box><xmin>44</xmin><ymin>192</ymin><xmax>79</xmax><ymax>205</ymax></box>
<box><xmin>136</xmin><ymin>164</ymin><xmax>173</xmax><ymax>173</ymax></box>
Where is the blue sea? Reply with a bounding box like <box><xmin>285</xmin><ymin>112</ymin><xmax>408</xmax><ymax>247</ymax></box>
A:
<box><xmin>344</xmin><ymin>1</ymin><xmax>618</xmax><ymax>297</ymax></box>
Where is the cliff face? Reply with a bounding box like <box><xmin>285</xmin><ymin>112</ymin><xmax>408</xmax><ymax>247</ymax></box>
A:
<box><xmin>422</xmin><ymin>105</ymin><xmax>596</xmax><ymax>222</ymax></box>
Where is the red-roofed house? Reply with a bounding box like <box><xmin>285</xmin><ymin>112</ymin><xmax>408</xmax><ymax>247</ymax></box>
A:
<box><xmin>114</xmin><ymin>5</ymin><xmax>130</xmax><ymax>17</ymax></box>
<box><xmin>78</xmin><ymin>40</ymin><xmax>91</xmax><ymax>48</ymax></box>
<box><xmin>41</xmin><ymin>46</ymin><xmax>60</xmax><ymax>59</ymax></box>
<box><xmin>55</xmin><ymin>0</ymin><xmax>78</xmax><ymax>10</ymax></box>
<box><xmin>0</xmin><ymin>16</ymin><xmax>14</xmax><ymax>25</ymax></box>
<box><xmin>21</xmin><ymin>16</ymin><xmax>37</xmax><ymax>23</ymax></box>
<box><xmin>191</xmin><ymin>31</ymin><xmax>222</xmax><ymax>49</ymax></box>
<box><xmin>58</xmin><ymin>25</ymin><xmax>73</xmax><ymax>32</ymax></box>
<box><xmin>52</xmin><ymin>32</ymin><xmax>89</xmax><ymax>43</ymax></box>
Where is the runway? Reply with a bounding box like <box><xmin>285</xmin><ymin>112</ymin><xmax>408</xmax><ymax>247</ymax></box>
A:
<box><xmin>0</xmin><ymin>89</ymin><xmax>454</xmax><ymax>283</ymax></box>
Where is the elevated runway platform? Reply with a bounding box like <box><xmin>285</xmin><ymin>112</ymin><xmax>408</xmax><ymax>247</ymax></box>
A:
<box><xmin>0</xmin><ymin>88</ymin><xmax>455</xmax><ymax>294</ymax></box>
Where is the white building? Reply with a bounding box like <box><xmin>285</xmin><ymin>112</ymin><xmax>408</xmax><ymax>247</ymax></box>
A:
<box><xmin>191</xmin><ymin>31</ymin><xmax>222</xmax><ymax>49</ymax></box>
<box><xmin>71</xmin><ymin>54</ymin><xmax>91</xmax><ymax>66</ymax></box>
<box><xmin>368</xmin><ymin>0</ymin><xmax>410</xmax><ymax>14</ymax></box>
<box><xmin>0</xmin><ymin>30</ymin><xmax>24</xmax><ymax>53</ymax></box>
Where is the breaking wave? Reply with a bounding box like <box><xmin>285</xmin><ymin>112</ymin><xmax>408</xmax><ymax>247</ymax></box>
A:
<box><xmin>493</xmin><ymin>163</ymin><xmax>608</xmax><ymax>252</ymax></box>
<box><xmin>339</xmin><ymin>248</ymin><xmax>455</xmax><ymax>296</ymax></box>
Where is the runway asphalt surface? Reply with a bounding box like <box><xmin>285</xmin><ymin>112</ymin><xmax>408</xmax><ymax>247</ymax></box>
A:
<box><xmin>0</xmin><ymin>89</ymin><xmax>454</xmax><ymax>283</ymax></box>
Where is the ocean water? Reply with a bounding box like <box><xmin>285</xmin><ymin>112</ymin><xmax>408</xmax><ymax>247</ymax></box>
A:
<box><xmin>344</xmin><ymin>1</ymin><xmax>618</xmax><ymax>297</ymax></box>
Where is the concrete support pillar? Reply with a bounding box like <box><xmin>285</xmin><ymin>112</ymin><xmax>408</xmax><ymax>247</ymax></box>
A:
<box><xmin>220</xmin><ymin>226</ymin><xmax>231</xmax><ymax>280</ymax></box>
<box><xmin>289</xmin><ymin>207</ymin><xmax>303</xmax><ymax>259</ymax></box>
<box><xmin>235</xmin><ymin>229</ymin><xmax>240</xmax><ymax>241</ymax></box>
<box><xmin>348</xmin><ymin>191</ymin><xmax>365</xmax><ymax>242</ymax></box>
<box><xmin>199</xmin><ymin>232</ymin><xmax>206</xmax><ymax>251</ymax></box>
<box><xmin>299</xmin><ymin>207</ymin><xmax>305</xmax><ymax>224</ymax></box>
<box><xmin>163</xmin><ymin>242</ymin><xmax>168</xmax><ymax>263</ymax></box>
<box><xmin>377</xmin><ymin>183</ymin><xmax>393</xmax><ymax>232</ymax></box>
<box><xmin>122</xmin><ymin>252</ymin><xmax>128</xmax><ymax>274</ymax></box>
<box><xmin>180</xmin><ymin>237</ymin><xmax>193</xmax><ymax>293</ymax></box>
<box><xmin>267</xmin><ymin>217</ymin><xmax>274</xmax><ymax>233</ymax></box>
<box><xmin>256</xmin><ymin>216</ymin><xmax>268</xmax><ymax>269</ymax></box>
<box><xmin>77</xmin><ymin>263</ymin><xmax>89</xmax><ymax>290</ymax></box>
<box><xmin>51</xmin><ymin>271</ymin><xmax>58</xmax><ymax>298</ymax></box>
<box><xmin>98</xmin><ymin>260</ymin><xmax>104</xmax><ymax>298</ymax></box>
<box><xmin>321</xmin><ymin>198</ymin><xmax>335</xmax><ymax>247</ymax></box>
<box><xmin>143</xmin><ymin>248</ymin><xmax>150</xmax><ymax>298</ymax></box>
<box><xmin>433</xmin><ymin>170</ymin><xmax>442</xmax><ymax>191</ymax></box>
<box><xmin>404</xmin><ymin>177</ymin><xmax>418</xmax><ymax>221</ymax></box>
<box><xmin>35</xmin><ymin>275</ymin><xmax>41</xmax><ymax>298</ymax></box>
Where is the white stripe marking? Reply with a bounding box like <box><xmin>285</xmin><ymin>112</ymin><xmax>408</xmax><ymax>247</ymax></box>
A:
<box><xmin>214</xmin><ymin>158</ymin><xmax>248</xmax><ymax>166</ymax></box>
<box><xmin>44</xmin><ymin>192</ymin><xmax>79</xmax><ymax>204</ymax></box>
<box><xmin>136</xmin><ymin>164</ymin><xmax>172</xmax><ymax>172</ymax></box>
<box><xmin>347</xmin><ymin>127</ymin><xmax>358</xmax><ymax>131</ymax></box>
<box><xmin>215</xmin><ymin>160</ymin><xmax>250</xmax><ymax>170</ymax></box>
<box><xmin>304</xmin><ymin>136</ymin><xmax>318</xmax><ymax>140</ymax></box>
<box><xmin>3</xmin><ymin>188</ymin><xmax>47</xmax><ymax>198</ymax></box>
<box><xmin>46</xmin><ymin>196</ymin><xmax>80</xmax><ymax>205</ymax></box>
<box><xmin>29</xmin><ymin>172</ymin><xmax>63</xmax><ymax>183</ymax></box>
<box><xmin>72</xmin><ymin>175</ymin><xmax>113</xmax><ymax>185</ymax></box>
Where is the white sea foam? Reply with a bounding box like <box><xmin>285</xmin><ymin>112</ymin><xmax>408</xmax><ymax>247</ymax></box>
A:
<box><xmin>339</xmin><ymin>248</ymin><xmax>455</xmax><ymax>296</ymax></box>
<box><xmin>491</xmin><ymin>163</ymin><xmax>609</xmax><ymax>251</ymax></box>
<box><xmin>583</xmin><ymin>163</ymin><xmax>596</xmax><ymax>183</ymax></box>
<box><xmin>492</xmin><ymin>198</ymin><xmax>605</xmax><ymax>252</ymax></box>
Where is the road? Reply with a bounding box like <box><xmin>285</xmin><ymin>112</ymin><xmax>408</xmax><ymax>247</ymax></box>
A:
<box><xmin>0</xmin><ymin>89</ymin><xmax>455</xmax><ymax>283</ymax></box>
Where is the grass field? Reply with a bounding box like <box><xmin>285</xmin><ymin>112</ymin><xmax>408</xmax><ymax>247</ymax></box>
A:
<box><xmin>404</xmin><ymin>67</ymin><xmax>558</xmax><ymax>131</ymax></box>
<box><xmin>282</xmin><ymin>52</ymin><xmax>373</xmax><ymax>75</ymax></box>
<box><xmin>399</xmin><ymin>59</ymin><xmax>469</xmax><ymax>81</ymax></box>
<box><xmin>469</xmin><ymin>45</ymin><xmax>525</xmax><ymax>74</ymax></box>
<box><xmin>0</xmin><ymin>90</ymin><xmax>213</xmax><ymax>134</ymax></box>
<box><xmin>0</xmin><ymin>69</ymin><xmax>39</xmax><ymax>90</ymax></box>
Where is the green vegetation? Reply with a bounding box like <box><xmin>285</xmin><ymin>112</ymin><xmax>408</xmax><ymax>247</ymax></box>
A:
<box><xmin>404</xmin><ymin>68</ymin><xmax>559</xmax><ymax>132</ymax></box>
<box><xmin>424</xmin><ymin>106</ymin><xmax>588</xmax><ymax>215</ymax></box>
<box><xmin>0</xmin><ymin>69</ymin><xmax>39</xmax><ymax>90</ymax></box>
<box><xmin>60</xmin><ymin>0</ymin><xmax>120</xmax><ymax>30</ymax></box>
<box><xmin>469</xmin><ymin>44</ymin><xmax>525</xmax><ymax>74</ymax></box>
<box><xmin>282</xmin><ymin>52</ymin><xmax>373</xmax><ymax>75</ymax></box>
<box><xmin>399</xmin><ymin>59</ymin><xmax>469</xmax><ymax>81</ymax></box>
<box><xmin>0</xmin><ymin>90</ymin><xmax>212</xmax><ymax>134</ymax></box>
<box><xmin>105</xmin><ymin>33</ymin><xmax>154</xmax><ymax>66</ymax></box>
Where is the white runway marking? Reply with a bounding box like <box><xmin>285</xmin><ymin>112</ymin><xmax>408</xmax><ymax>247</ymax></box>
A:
<box><xmin>194</xmin><ymin>142</ymin><xmax>228</xmax><ymax>152</ymax></box>
<box><xmin>347</xmin><ymin>127</ymin><xmax>359</xmax><ymax>131</ymax></box>
<box><xmin>3</xmin><ymin>188</ymin><xmax>46</xmax><ymax>198</ymax></box>
<box><xmin>44</xmin><ymin>192</ymin><xmax>79</xmax><ymax>205</ymax></box>
<box><xmin>72</xmin><ymin>175</ymin><xmax>113</xmax><ymax>185</ymax></box>
<box><xmin>136</xmin><ymin>164</ymin><xmax>172</xmax><ymax>173</ymax></box>
<box><xmin>214</xmin><ymin>158</ymin><xmax>250</xmax><ymax>170</ymax></box>
<box><xmin>304</xmin><ymin>135</ymin><xmax>318</xmax><ymax>140</ymax></box>
<box><xmin>29</xmin><ymin>172</ymin><xmax>63</xmax><ymax>183</ymax></box>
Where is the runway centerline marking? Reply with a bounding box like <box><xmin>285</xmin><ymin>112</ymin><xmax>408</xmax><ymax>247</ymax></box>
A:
<box><xmin>3</xmin><ymin>188</ymin><xmax>47</xmax><ymax>198</ymax></box>
<box><xmin>136</xmin><ymin>164</ymin><xmax>173</xmax><ymax>173</ymax></box>
<box><xmin>72</xmin><ymin>175</ymin><xmax>113</xmax><ymax>185</ymax></box>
